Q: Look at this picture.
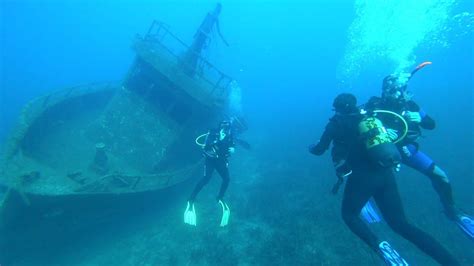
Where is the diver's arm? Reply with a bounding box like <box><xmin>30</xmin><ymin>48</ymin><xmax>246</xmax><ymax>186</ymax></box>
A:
<box><xmin>419</xmin><ymin>113</ymin><xmax>436</xmax><ymax>130</ymax></box>
<box><xmin>235</xmin><ymin>138</ymin><xmax>251</xmax><ymax>150</ymax></box>
<box><xmin>407</xmin><ymin>101</ymin><xmax>436</xmax><ymax>130</ymax></box>
<box><xmin>309</xmin><ymin>122</ymin><xmax>335</xmax><ymax>155</ymax></box>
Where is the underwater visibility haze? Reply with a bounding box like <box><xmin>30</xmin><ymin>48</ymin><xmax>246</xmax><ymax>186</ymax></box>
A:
<box><xmin>0</xmin><ymin>0</ymin><xmax>473</xmax><ymax>265</ymax></box>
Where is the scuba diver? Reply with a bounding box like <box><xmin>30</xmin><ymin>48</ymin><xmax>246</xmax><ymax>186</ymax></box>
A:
<box><xmin>184</xmin><ymin>119</ymin><xmax>235</xmax><ymax>227</ymax></box>
<box><xmin>309</xmin><ymin>93</ymin><xmax>381</xmax><ymax>223</ymax></box>
<box><xmin>309</xmin><ymin>93</ymin><xmax>357</xmax><ymax>185</ymax></box>
<box><xmin>364</xmin><ymin>63</ymin><xmax>473</xmax><ymax>239</ymax></box>
<box><xmin>310</xmin><ymin>93</ymin><xmax>460</xmax><ymax>265</ymax></box>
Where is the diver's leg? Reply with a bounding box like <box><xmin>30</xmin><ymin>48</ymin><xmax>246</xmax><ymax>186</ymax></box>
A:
<box><xmin>341</xmin><ymin>170</ymin><xmax>379</xmax><ymax>250</ymax></box>
<box><xmin>374</xmin><ymin>171</ymin><xmax>459</xmax><ymax>265</ymax></box>
<box><xmin>426</xmin><ymin>163</ymin><xmax>457</xmax><ymax>218</ymax></box>
<box><xmin>214</xmin><ymin>159</ymin><xmax>230</xmax><ymax>201</ymax></box>
<box><xmin>402</xmin><ymin>146</ymin><xmax>457</xmax><ymax>218</ymax></box>
<box><xmin>188</xmin><ymin>158</ymin><xmax>215</xmax><ymax>202</ymax></box>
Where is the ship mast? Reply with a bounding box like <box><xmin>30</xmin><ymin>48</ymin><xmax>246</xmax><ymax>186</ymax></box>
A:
<box><xmin>182</xmin><ymin>3</ymin><xmax>226</xmax><ymax>76</ymax></box>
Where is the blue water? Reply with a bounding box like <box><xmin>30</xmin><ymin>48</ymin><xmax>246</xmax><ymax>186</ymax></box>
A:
<box><xmin>1</xmin><ymin>0</ymin><xmax>473</xmax><ymax>265</ymax></box>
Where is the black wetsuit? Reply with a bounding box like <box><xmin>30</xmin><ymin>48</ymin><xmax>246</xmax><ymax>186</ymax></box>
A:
<box><xmin>365</xmin><ymin>97</ymin><xmax>457</xmax><ymax>218</ymax></box>
<box><xmin>333</xmin><ymin>113</ymin><xmax>458</xmax><ymax>265</ymax></box>
<box><xmin>189</xmin><ymin>128</ymin><xmax>234</xmax><ymax>202</ymax></box>
<box><xmin>309</xmin><ymin>112</ymin><xmax>361</xmax><ymax>177</ymax></box>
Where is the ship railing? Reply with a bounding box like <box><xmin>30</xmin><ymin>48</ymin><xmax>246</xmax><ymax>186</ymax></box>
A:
<box><xmin>144</xmin><ymin>20</ymin><xmax>233</xmax><ymax>97</ymax></box>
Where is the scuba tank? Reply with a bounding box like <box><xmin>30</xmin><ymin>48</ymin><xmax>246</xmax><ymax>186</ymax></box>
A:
<box><xmin>358</xmin><ymin>111</ymin><xmax>404</xmax><ymax>168</ymax></box>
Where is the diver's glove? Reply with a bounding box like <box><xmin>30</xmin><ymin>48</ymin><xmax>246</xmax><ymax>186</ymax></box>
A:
<box><xmin>218</xmin><ymin>200</ymin><xmax>230</xmax><ymax>227</ymax></box>
<box><xmin>228</xmin><ymin>147</ymin><xmax>235</xmax><ymax>154</ymax></box>
<box><xmin>184</xmin><ymin>201</ymin><xmax>197</xmax><ymax>226</ymax></box>
<box><xmin>404</xmin><ymin>111</ymin><xmax>422</xmax><ymax>123</ymax></box>
<box><xmin>386</xmin><ymin>128</ymin><xmax>399</xmax><ymax>141</ymax></box>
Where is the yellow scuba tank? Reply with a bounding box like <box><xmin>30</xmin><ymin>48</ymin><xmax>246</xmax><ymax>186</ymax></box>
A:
<box><xmin>358</xmin><ymin>113</ymin><xmax>402</xmax><ymax>168</ymax></box>
<box><xmin>358</xmin><ymin>116</ymin><xmax>392</xmax><ymax>149</ymax></box>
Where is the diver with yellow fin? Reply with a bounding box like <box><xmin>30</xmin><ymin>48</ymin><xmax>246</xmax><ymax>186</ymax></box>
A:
<box><xmin>365</xmin><ymin>62</ymin><xmax>474</xmax><ymax>239</ymax></box>
<box><xmin>184</xmin><ymin>119</ymin><xmax>235</xmax><ymax>227</ymax></box>
<box><xmin>310</xmin><ymin>93</ymin><xmax>459</xmax><ymax>265</ymax></box>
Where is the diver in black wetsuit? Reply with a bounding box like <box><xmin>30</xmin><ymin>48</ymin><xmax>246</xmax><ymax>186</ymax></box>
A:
<box><xmin>184</xmin><ymin>120</ymin><xmax>235</xmax><ymax>227</ymax></box>
<box><xmin>189</xmin><ymin>120</ymin><xmax>235</xmax><ymax>202</ymax></box>
<box><xmin>310</xmin><ymin>93</ymin><xmax>459</xmax><ymax>265</ymax></box>
<box><xmin>309</xmin><ymin>94</ymin><xmax>383</xmax><ymax>222</ymax></box>
<box><xmin>309</xmin><ymin>93</ymin><xmax>359</xmax><ymax>192</ymax></box>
